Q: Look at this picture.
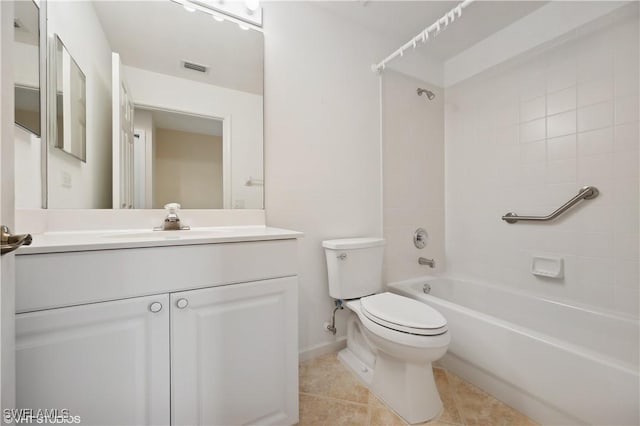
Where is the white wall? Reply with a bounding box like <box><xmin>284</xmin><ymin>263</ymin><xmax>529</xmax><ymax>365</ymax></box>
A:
<box><xmin>47</xmin><ymin>1</ymin><xmax>112</xmax><ymax>209</ymax></box>
<box><xmin>382</xmin><ymin>70</ymin><xmax>445</xmax><ymax>282</ymax></box>
<box><xmin>124</xmin><ymin>65</ymin><xmax>263</xmax><ymax>210</ymax></box>
<box><xmin>444</xmin><ymin>8</ymin><xmax>639</xmax><ymax>316</ymax></box>
<box><xmin>264</xmin><ymin>2</ymin><xmax>392</xmax><ymax>355</ymax></box>
<box><xmin>14</xmin><ymin>127</ymin><xmax>41</xmax><ymax>209</ymax></box>
<box><xmin>388</xmin><ymin>52</ymin><xmax>444</xmax><ymax>90</ymax></box>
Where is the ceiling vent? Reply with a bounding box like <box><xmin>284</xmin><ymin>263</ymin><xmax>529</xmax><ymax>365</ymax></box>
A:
<box><xmin>182</xmin><ymin>61</ymin><xmax>208</xmax><ymax>74</ymax></box>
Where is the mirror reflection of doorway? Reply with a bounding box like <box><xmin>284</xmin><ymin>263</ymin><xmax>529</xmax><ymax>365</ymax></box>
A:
<box><xmin>132</xmin><ymin>107</ymin><xmax>225</xmax><ymax>209</ymax></box>
<box><xmin>132</xmin><ymin>132</ymin><xmax>146</xmax><ymax>209</ymax></box>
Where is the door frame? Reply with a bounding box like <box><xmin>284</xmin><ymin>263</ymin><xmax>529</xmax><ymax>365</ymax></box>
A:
<box><xmin>0</xmin><ymin>0</ymin><xmax>16</xmax><ymax>412</ymax></box>
<box><xmin>132</xmin><ymin>130</ymin><xmax>147</xmax><ymax>209</ymax></box>
<box><xmin>1</xmin><ymin>0</ymin><xmax>47</xmax><ymax>410</ymax></box>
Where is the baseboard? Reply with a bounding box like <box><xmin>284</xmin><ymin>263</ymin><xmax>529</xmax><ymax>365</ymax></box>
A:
<box><xmin>439</xmin><ymin>353</ymin><xmax>584</xmax><ymax>426</ymax></box>
<box><xmin>298</xmin><ymin>338</ymin><xmax>347</xmax><ymax>362</ymax></box>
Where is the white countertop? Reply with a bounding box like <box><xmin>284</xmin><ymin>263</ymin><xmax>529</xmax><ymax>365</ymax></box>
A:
<box><xmin>17</xmin><ymin>226</ymin><xmax>303</xmax><ymax>255</ymax></box>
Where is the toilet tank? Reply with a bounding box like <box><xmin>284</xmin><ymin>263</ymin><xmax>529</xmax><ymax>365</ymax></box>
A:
<box><xmin>322</xmin><ymin>238</ymin><xmax>385</xmax><ymax>300</ymax></box>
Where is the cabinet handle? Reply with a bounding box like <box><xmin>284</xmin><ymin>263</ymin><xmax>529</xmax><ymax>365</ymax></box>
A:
<box><xmin>149</xmin><ymin>302</ymin><xmax>163</xmax><ymax>313</ymax></box>
<box><xmin>176</xmin><ymin>298</ymin><xmax>189</xmax><ymax>309</ymax></box>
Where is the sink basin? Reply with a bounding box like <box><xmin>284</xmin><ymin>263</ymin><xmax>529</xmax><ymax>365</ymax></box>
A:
<box><xmin>102</xmin><ymin>229</ymin><xmax>233</xmax><ymax>240</ymax></box>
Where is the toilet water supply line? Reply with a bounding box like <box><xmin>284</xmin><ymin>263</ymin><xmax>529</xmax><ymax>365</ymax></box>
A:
<box><xmin>326</xmin><ymin>300</ymin><xmax>344</xmax><ymax>335</ymax></box>
<box><xmin>371</xmin><ymin>0</ymin><xmax>476</xmax><ymax>73</ymax></box>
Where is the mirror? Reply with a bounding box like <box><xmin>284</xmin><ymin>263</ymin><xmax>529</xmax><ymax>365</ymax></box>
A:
<box><xmin>14</xmin><ymin>0</ymin><xmax>41</xmax><ymax>136</ymax></box>
<box><xmin>53</xmin><ymin>35</ymin><xmax>86</xmax><ymax>162</ymax></box>
<box><xmin>45</xmin><ymin>1</ymin><xmax>264</xmax><ymax>209</ymax></box>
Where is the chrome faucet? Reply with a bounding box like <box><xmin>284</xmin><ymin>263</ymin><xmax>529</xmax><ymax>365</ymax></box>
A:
<box><xmin>154</xmin><ymin>203</ymin><xmax>190</xmax><ymax>231</ymax></box>
<box><xmin>418</xmin><ymin>257</ymin><xmax>435</xmax><ymax>268</ymax></box>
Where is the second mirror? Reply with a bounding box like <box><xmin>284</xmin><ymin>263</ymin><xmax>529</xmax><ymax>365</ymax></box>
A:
<box><xmin>53</xmin><ymin>34</ymin><xmax>86</xmax><ymax>162</ymax></box>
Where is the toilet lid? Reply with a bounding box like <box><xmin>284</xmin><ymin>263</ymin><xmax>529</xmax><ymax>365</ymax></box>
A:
<box><xmin>361</xmin><ymin>292</ymin><xmax>447</xmax><ymax>336</ymax></box>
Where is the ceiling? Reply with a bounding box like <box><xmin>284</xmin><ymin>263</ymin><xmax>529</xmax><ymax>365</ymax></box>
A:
<box><xmin>93</xmin><ymin>1</ymin><xmax>263</xmax><ymax>95</ymax></box>
<box><xmin>139</xmin><ymin>107</ymin><xmax>224</xmax><ymax>137</ymax></box>
<box><xmin>314</xmin><ymin>1</ymin><xmax>548</xmax><ymax>61</ymax></box>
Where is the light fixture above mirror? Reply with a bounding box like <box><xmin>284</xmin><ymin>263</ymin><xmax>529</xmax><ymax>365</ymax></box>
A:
<box><xmin>171</xmin><ymin>0</ymin><xmax>263</xmax><ymax>30</ymax></box>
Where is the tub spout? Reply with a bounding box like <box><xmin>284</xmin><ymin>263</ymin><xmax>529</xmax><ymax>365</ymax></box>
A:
<box><xmin>419</xmin><ymin>257</ymin><xmax>435</xmax><ymax>268</ymax></box>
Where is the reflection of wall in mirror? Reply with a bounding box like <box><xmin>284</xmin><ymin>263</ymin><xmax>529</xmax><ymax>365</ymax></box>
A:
<box><xmin>13</xmin><ymin>42</ymin><xmax>40</xmax><ymax>129</ymax></box>
<box><xmin>13</xmin><ymin>43</ymin><xmax>39</xmax><ymax>87</ymax></box>
<box><xmin>124</xmin><ymin>65</ymin><xmax>263</xmax><ymax>210</ymax></box>
<box><xmin>67</xmin><ymin>54</ymin><xmax>86</xmax><ymax>159</ymax></box>
<box><xmin>14</xmin><ymin>42</ymin><xmax>42</xmax><ymax>208</ymax></box>
<box><xmin>13</xmin><ymin>2</ymin><xmax>40</xmax><ymax>132</ymax></box>
<box><xmin>154</xmin><ymin>128</ymin><xmax>223</xmax><ymax>209</ymax></box>
<box><xmin>15</xmin><ymin>108</ymin><xmax>39</xmax><ymax>133</ymax></box>
<box><xmin>46</xmin><ymin>1</ymin><xmax>112</xmax><ymax>209</ymax></box>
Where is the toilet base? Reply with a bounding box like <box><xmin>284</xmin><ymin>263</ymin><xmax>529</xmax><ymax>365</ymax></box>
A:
<box><xmin>337</xmin><ymin>347</ymin><xmax>373</xmax><ymax>386</ymax></box>
<box><xmin>338</xmin><ymin>305</ymin><xmax>447</xmax><ymax>424</ymax></box>
<box><xmin>337</xmin><ymin>310</ymin><xmax>375</xmax><ymax>386</ymax></box>
<box><xmin>371</xmin><ymin>351</ymin><xmax>443</xmax><ymax>424</ymax></box>
<box><xmin>338</xmin><ymin>347</ymin><xmax>443</xmax><ymax>424</ymax></box>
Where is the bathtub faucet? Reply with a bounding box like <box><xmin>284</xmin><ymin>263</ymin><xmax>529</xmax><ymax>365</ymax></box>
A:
<box><xmin>418</xmin><ymin>257</ymin><xmax>435</xmax><ymax>268</ymax></box>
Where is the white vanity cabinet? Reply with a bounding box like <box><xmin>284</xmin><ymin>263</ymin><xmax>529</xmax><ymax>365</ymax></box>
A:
<box><xmin>15</xmin><ymin>235</ymin><xmax>300</xmax><ymax>426</ymax></box>
<box><xmin>171</xmin><ymin>277</ymin><xmax>298</xmax><ymax>426</ymax></box>
<box><xmin>16</xmin><ymin>294</ymin><xmax>171</xmax><ymax>426</ymax></box>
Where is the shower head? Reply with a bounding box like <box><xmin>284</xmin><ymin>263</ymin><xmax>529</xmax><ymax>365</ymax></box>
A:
<box><xmin>417</xmin><ymin>88</ymin><xmax>436</xmax><ymax>100</ymax></box>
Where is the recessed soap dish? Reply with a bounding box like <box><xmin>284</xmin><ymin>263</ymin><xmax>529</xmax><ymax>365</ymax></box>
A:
<box><xmin>531</xmin><ymin>256</ymin><xmax>564</xmax><ymax>279</ymax></box>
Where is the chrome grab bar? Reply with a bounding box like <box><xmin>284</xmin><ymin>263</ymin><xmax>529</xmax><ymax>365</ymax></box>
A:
<box><xmin>502</xmin><ymin>186</ymin><xmax>599</xmax><ymax>224</ymax></box>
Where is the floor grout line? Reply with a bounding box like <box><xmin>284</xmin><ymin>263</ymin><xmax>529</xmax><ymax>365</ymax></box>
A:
<box><xmin>299</xmin><ymin>391</ymin><xmax>370</xmax><ymax>408</ymax></box>
<box><xmin>442</xmin><ymin>369</ymin><xmax>466</xmax><ymax>426</ymax></box>
<box><xmin>299</xmin><ymin>352</ymin><xmax>537</xmax><ymax>426</ymax></box>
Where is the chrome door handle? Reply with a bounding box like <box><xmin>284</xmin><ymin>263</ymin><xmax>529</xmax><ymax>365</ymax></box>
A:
<box><xmin>176</xmin><ymin>298</ymin><xmax>189</xmax><ymax>309</ymax></box>
<box><xmin>1</xmin><ymin>225</ymin><xmax>32</xmax><ymax>255</ymax></box>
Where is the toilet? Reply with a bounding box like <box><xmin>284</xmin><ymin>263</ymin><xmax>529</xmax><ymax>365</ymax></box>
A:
<box><xmin>323</xmin><ymin>237</ymin><xmax>450</xmax><ymax>424</ymax></box>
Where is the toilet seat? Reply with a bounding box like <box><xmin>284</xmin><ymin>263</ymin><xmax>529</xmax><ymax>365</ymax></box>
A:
<box><xmin>346</xmin><ymin>299</ymin><xmax>450</xmax><ymax>349</ymax></box>
<box><xmin>361</xmin><ymin>292</ymin><xmax>447</xmax><ymax>336</ymax></box>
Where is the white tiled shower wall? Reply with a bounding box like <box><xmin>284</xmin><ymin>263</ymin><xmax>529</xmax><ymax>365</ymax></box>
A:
<box><xmin>382</xmin><ymin>70</ymin><xmax>445</xmax><ymax>282</ymax></box>
<box><xmin>444</xmin><ymin>9</ymin><xmax>639</xmax><ymax>316</ymax></box>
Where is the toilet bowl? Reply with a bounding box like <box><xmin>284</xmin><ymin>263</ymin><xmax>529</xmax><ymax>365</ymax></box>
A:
<box><xmin>340</xmin><ymin>293</ymin><xmax>450</xmax><ymax>424</ymax></box>
<box><xmin>322</xmin><ymin>238</ymin><xmax>450</xmax><ymax>424</ymax></box>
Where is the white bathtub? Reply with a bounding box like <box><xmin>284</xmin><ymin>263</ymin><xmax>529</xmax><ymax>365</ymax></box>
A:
<box><xmin>388</xmin><ymin>276</ymin><xmax>639</xmax><ymax>426</ymax></box>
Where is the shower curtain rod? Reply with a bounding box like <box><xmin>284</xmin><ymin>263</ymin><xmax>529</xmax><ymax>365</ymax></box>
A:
<box><xmin>372</xmin><ymin>0</ymin><xmax>476</xmax><ymax>73</ymax></box>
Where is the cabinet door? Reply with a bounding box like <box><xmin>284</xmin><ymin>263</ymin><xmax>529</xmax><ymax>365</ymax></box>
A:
<box><xmin>16</xmin><ymin>294</ymin><xmax>170</xmax><ymax>426</ymax></box>
<box><xmin>171</xmin><ymin>277</ymin><xmax>298</xmax><ymax>426</ymax></box>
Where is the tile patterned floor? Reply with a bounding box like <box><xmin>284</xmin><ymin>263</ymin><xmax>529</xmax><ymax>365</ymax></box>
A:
<box><xmin>298</xmin><ymin>352</ymin><xmax>538</xmax><ymax>426</ymax></box>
